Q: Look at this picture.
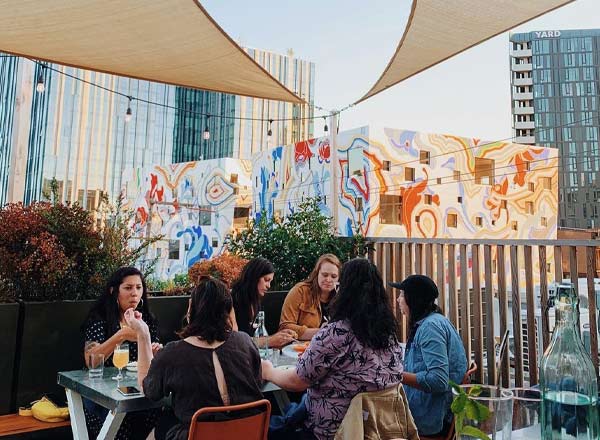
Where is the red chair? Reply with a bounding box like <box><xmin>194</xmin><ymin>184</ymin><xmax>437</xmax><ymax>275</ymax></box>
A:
<box><xmin>420</xmin><ymin>362</ymin><xmax>478</xmax><ymax>440</ymax></box>
<box><xmin>187</xmin><ymin>399</ymin><xmax>271</xmax><ymax>440</ymax></box>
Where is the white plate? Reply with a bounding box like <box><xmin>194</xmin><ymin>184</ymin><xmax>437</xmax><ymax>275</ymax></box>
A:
<box><xmin>274</xmin><ymin>364</ymin><xmax>295</xmax><ymax>371</ymax></box>
<box><xmin>126</xmin><ymin>361</ymin><xmax>137</xmax><ymax>372</ymax></box>
<box><xmin>281</xmin><ymin>343</ymin><xmax>308</xmax><ymax>359</ymax></box>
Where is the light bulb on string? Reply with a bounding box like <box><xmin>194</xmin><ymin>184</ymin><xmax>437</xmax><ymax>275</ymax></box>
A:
<box><xmin>203</xmin><ymin>115</ymin><xmax>211</xmax><ymax>140</ymax></box>
<box><xmin>267</xmin><ymin>119</ymin><xmax>273</xmax><ymax>143</ymax></box>
<box><xmin>36</xmin><ymin>66</ymin><xmax>45</xmax><ymax>93</ymax></box>
<box><xmin>323</xmin><ymin>116</ymin><xmax>328</xmax><ymax>134</ymax></box>
<box><xmin>124</xmin><ymin>97</ymin><xmax>133</xmax><ymax>123</ymax></box>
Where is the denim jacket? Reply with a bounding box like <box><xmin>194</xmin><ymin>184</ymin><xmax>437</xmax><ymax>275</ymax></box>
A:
<box><xmin>404</xmin><ymin>312</ymin><xmax>467</xmax><ymax>436</ymax></box>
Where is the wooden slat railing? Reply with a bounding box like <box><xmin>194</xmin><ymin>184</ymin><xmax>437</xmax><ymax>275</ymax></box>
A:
<box><xmin>367</xmin><ymin>238</ymin><xmax>600</xmax><ymax>387</ymax></box>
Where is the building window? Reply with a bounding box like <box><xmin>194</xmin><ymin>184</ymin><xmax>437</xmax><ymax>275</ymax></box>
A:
<box><xmin>526</xmin><ymin>201</ymin><xmax>534</xmax><ymax>214</ymax></box>
<box><xmin>511</xmin><ymin>221</ymin><xmax>518</xmax><ymax>231</ymax></box>
<box><xmin>529</xmin><ymin>182</ymin><xmax>535</xmax><ymax>192</ymax></box>
<box><xmin>475</xmin><ymin>157</ymin><xmax>494</xmax><ymax>185</ymax></box>
<box><xmin>491</xmin><ymin>220</ymin><xmax>496</xmax><ymax>226</ymax></box>
<box><xmin>547</xmin><ymin>263</ymin><xmax>552</xmax><ymax>273</ymax></box>
<box><xmin>233</xmin><ymin>207</ymin><xmax>250</xmax><ymax>229</ymax></box>
<box><xmin>356</xmin><ymin>197</ymin><xmax>363</xmax><ymax>211</ymax></box>
<box><xmin>415</xmin><ymin>215</ymin><xmax>420</xmax><ymax>223</ymax></box>
<box><xmin>198</xmin><ymin>205</ymin><xmax>211</xmax><ymax>225</ymax></box>
<box><xmin>447</xmin><ymin>213</ymin><xmax>458</xmax><ymax>228</ymax></box>
<box><xmin>168</xmin><ymin>240</ymin><xmax>180</xmax><ymax>260</ymax></box>
<box><xmin>475</xmin><ymin>216</ymin><xmax>483</xmax><ymax>227</ymax></box>
<box><xmin>212</xmin><ymin>238</ymin><xmax>219</xmax><ymax>248</ymax></box>
<box><xmin>405</xmin><ymin>167</ymin><xmax>415</xmax><ymax>181</ymax></box>
<box><xmin>458</xmin><ymin>196</ymin><xmax>463</xmax><ymax>204</ymax></box>
<box><xmin>380</xmin><ymin>194</ymin><xmax>403</xmax><ymax>225</ymax></box>
<box><xmin>424</xmin><ymin>194</ymin><xmax>432</xmax><ymax>205</ymax></box>
<box><xmin>501</xmin><ymin>200</ymin><xmax>507</xmax><ymax>209</ymax></box>
<box><xmin>437</xmin><ymin>177</ymin><xmax>442</xmax><ymax>185</ymax></box>
<box><xmin>419</xmin><ymin>150</ymin><xmax>430</xmax><ymax>165</ymax></box>
<box><xmin>230</xmin><ymin>173</ymin><xmax>238</xmax><ymax>184</ymax></box>
<box><xmin>541</xmin><ymin>177</ymin><xmax>552</xmax><ymax>190</ymax></box>
<box><xmin>382</xmin><ymin>160</ymin><xmax>391</xmax><ymax>171</ymax></box>
<box><xmin>453</xmin><ymin>170</ymin><xmax>461</xmax><ymax>181</ymax></box>
<box><xmin>541</xmin><ymin>216</ymin><xmax>548</xmax><ymax>227</ymax></box>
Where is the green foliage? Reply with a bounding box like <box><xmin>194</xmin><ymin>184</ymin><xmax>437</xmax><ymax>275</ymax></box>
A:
<box><xmin>226</xmin><ymin>197</ymin><xmax>369</xmax><ymax>290</ymax></box>
<box><xmin>450</xmin><ymin>381</ymin><xmax>491</xmax><ymax>440</ymax></box>
<box><xmin>0</xmin><ymin>194</ymin><xmax>160</xmax><ymax>302</ymax></box>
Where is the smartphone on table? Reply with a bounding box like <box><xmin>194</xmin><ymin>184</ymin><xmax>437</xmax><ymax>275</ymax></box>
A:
<box><xmin>117</xmin><ymin>386</ymin><xmax>143</xmax><ymax>397</ymax></box>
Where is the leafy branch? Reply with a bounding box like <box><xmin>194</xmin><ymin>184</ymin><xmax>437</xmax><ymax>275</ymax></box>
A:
<box><xmin>450</xmin><ymin>381</ymin><xmax>491</xmax><ymax>440</ymax></box>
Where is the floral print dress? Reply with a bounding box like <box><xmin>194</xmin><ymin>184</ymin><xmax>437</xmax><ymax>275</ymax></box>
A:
<box><xmin>296</xmin><ymin>319</ymin><xmax>404</xmax><ymax>440</ymax></box>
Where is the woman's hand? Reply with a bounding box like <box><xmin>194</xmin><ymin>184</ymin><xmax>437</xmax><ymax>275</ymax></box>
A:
<box><xmin>124</xmin><ymin>308</ymin><xmax>150</xmax><ymax>337</ymax></box>
<box><xmin>117</xmin><ymin>325</ymin><xmax>139</xmax><ymax>343</ymax></box>
<box><xmin>269</xmin><ymin>330</ymin><xmax>297</xmax><ymax>349</ymax></box>
<box><xmin>151</xmin><ymin>342</ymin><xmax>163</xmax><ymax>355</ymax></box>
<box><xmin>261</xmin><ymin>359</ymin><xmax>274</xmax><ymax>382</ymax></box>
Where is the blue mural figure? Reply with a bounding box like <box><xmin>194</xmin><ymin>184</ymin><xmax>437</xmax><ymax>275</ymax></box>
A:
<box><xmin>176</xmin><ymin>225</ymin><xmax>213</xmax><ymax>268</ymax></box>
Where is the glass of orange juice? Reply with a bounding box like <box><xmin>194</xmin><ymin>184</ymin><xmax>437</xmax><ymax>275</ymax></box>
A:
<box><xmin>112</xmin><ymin>343</ymin><xmax>129</xmax><ymax>382</ymax></box>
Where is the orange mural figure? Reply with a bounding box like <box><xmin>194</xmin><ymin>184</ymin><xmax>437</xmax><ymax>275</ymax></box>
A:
<box><xmin>485</xmin><ymin>177</ymin><xmax>509</xmax><ymax>221</ymax></box>
<box><xmin>511</xmin><ymin>148</ymin><xmax>544</xmax><ymax>187</ymax></box>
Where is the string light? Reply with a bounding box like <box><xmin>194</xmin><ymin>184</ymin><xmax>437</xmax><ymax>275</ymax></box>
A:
<box><xmin>35</xmin><ymin>66</ymin><xmax>45</xmax><ymax>93</ymax></box>
<box><xmin>267</xmin><ymin>119</ymin><xmax>273</xmax><ymax>142</ymax></box>
<box><xmin>323</xmin><ymin>116</ymin><xmax>328</xmax><ymax>133</ymax></box>
<box><xmin>124</xmin><ymin>97</ymin><xmax>133</xmax><ymax>123</ymax></box>
<box><xmin>203</xmin><ymin>115</ymin><xmax>211</xmax><ymax>140</ymax></box>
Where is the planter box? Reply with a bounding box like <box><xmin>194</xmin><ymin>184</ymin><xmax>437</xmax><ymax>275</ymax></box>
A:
<box><xmin>15</xmin><ymin>300</ymin><xmax>95</xmax><ymax>409</ymax></box>
<box><xmin>0</xmin><ymin>303</ymin><xmax>20</xmax><ymax>415</ymax></box>
<box><xmin>148</xmin><ymin>295</ymin><xmax>190</xmax><ymax>344</ymax></box>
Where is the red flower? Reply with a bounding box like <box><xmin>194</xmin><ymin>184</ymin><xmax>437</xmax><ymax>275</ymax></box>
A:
<box><xmin>294</xmin><ymin>140</ymin><xmax>314</xmax><ymax>164</ymax></box>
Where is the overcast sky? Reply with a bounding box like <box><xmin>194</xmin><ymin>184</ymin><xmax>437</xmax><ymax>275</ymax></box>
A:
<box><xmin>203</xmin><ymin>0</ymin><xmax>600</xmax><ymax>142</ymax></box>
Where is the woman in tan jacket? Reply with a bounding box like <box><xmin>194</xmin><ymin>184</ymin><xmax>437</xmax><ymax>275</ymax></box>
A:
<box><xmin>279</xmin><ymin>254</ymin><xmax>341</xmax><ymax>340</ymax></box>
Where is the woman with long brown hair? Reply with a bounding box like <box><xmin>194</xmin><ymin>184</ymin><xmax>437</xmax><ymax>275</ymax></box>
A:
<box><xmin>279</xmin><ymin>254</ymin><xmax>341</xmax><ymax>340</ymax></box>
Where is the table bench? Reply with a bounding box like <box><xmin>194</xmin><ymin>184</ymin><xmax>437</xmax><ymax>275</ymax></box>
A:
<box><xmin>0</xmin><ymin>414</ymin><xmax>70</xmax><ymax>438</ymax></box>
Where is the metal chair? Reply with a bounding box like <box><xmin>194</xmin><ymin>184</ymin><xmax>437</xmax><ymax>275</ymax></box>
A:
<box><xmin>187</xmin><ymin>399</ymin><xmax>271</xmax><ymax>440</ymax></box>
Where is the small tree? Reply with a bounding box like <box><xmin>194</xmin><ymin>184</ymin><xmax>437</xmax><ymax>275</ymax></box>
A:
<box><xmin>226</xmin><ymin>197</ymin><xmax>368</xmax><ymax>290</ymax></box>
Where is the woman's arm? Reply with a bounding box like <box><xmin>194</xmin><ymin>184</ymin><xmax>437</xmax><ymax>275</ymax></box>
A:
<box><xmin>123</xmin><ymin>309</ymin><xmax>153</xmax><ymax>389</ymax></box>
<box><xmin>401</xmin><ymin>372</ymin><xmax>422</xmax><ymax>390</ymax></box>
<box><xmin>406</xmin><ymin>323</ymin><xmax>450</xmax><ymax>393</ymax></box>
<box><xmin>262</xmin><ymin>360</ymin><xmax>309</xmax><ymax>392</ymax></box>
<box><xmin>278</xmin><ymin>284</ymin><xmax>309</xmax><ymax>337</ymax></box>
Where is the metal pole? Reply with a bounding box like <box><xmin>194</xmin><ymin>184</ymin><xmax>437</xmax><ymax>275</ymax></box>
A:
<box><xmin>330</xmin><ymin>110</ymin><xmax>339</xmax><ymax>235</ymax></box>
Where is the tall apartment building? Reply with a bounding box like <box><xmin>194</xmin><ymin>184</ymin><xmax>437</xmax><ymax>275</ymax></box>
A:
<box><xmin>0</xmin><ymin>48</ymin><xmax>314</xmax><ymax>207</ymax></box>
<box><xmin>510</xmin><ymin>29</ymin><xmax>600</xmax><ymax>229</ymax></box>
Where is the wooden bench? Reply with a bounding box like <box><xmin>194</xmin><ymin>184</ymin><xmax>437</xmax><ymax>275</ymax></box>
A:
<box><xmin>0</xmin><ymin>414</ymin><xmax>70</xmax><ymax>438</ymax></box>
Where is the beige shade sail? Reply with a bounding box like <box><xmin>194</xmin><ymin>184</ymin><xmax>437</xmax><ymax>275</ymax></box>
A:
<box><xmin>356</xmin><ymin>0</ymin><xmax>574</xmax><ymax>103</ymax></box>
<box><xmin>0</xmin><ymin>0</ymin><xmax>302</xmax><ymax>103</ymax></box>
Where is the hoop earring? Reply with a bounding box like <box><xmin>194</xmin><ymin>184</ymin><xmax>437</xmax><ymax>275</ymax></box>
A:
<box><xmin>138</xmin><ymin>298</ymin><xmax>144</xmax><ymax>308</ymax></box>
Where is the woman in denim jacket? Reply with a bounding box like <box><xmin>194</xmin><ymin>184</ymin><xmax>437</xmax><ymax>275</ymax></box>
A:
<box><xmin>390</xmin><ymin>275</ymin><xmax>467</xmax><ymax>438</ymax></box>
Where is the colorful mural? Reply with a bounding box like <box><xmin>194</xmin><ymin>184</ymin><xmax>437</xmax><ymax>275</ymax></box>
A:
<box><xmin>122</xmin><ymin>159</ymin><xmax>252</xmax><ymax>279</ymax></box>
<box><xmin>252</xmin><ymin>125</ymin><xmax>559</xmax><ymax>240</ymax></box>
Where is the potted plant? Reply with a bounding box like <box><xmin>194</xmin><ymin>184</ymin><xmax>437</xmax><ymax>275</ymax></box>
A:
<box><xmin>188</xmin><ymin>253</ymin><xmax>248</xmax><ymax>287</ymax></box>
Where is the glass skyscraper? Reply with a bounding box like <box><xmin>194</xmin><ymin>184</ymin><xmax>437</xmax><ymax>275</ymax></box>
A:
<box><xmin>0</xmin><ymin>47</ymin><xmax>315</xmax><ymax>207</ymax></box>
<box><xmin>510</xmin><ymin>29</ymin><xmax>600</xmax><ymax>229</ymax></box>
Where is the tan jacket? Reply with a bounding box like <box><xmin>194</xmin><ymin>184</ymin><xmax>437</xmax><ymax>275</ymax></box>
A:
<box><xmin>335</xmin><ymin>384</ymin><xmax>420</xmax><ymax>440</ymax></box>
<box><xmin>279</xmin><ymin>282</ymin><xmax>322</xmax><ymax>338</ymax></box>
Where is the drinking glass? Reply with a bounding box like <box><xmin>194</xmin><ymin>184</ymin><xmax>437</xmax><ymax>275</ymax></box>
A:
<box><xmin>112</xmin><ymin>343</ymin><xmax>129</xmax><ymax>382</ymax></box>
<box><xmin>510</xmin><ymin>387</ymin><xmax>541</xmax><ymax>439</ymax></box>
<box><xmin>453</xmin><ymin>385</ymin><xmax>513</xmax><ymax>440</ymax></box>
<box><xmin>87</xmin><ymin>352</ymin><xmax>104</xmax><ymax>379</ymax></box>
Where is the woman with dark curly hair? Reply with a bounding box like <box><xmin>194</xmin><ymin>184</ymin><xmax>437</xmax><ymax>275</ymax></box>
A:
<box><xmin>262</xmin><ymin>258</ymin><xmax>404</xmax><ymax>440</ymax></box>
<box><xmin>231</xmin><ymin>257</ymin><xmax>297</xmax><ymax>348</ymax></box>
<box><xmin>126</xmin><ymin>276</ymin><xmax>264</xmax><ymax>440</ymax></box>
<box><xmin>82</xmin><ymin>266</ymin><xmax>161</xmax><ymax>440</ymax></box>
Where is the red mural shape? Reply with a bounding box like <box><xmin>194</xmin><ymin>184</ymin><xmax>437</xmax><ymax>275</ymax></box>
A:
<box><xmin>294</xmin><ymin>139</ymin><xmax>315</xmax><ymax>164</ymax></box>
<box><xmin>485</xmin><ymin>177</ymin><xmax>509</xmax><ymax>221</ymax></box>
<box><xmin>318</xmin><ymin>140</ymin><xmax>330</xmax><ymax>163</ymax></box>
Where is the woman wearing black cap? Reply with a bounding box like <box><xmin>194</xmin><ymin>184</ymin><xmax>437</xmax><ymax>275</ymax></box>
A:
<box><xmin>390</xmin><ymin>275</ymin><xmax>467</xmax><ymax>438</ymax></box>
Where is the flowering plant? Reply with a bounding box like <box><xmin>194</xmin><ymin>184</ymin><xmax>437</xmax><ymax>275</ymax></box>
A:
<box><xmin>188</xmin><ymin>254</ymin><xmax>248</xmax><ymax>287</ymax></box>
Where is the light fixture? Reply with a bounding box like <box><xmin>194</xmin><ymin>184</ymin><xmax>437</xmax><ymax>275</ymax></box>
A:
<box><xmin>36</xmin><ymin>66</ymin><xmax>45</xmax><ymax>93</ymax></box>
<box><xmin>267</xmin><ymin>119</ymin><xmax>273</xmax><ymax>142</ymax></box>
<box><xmin>203</xmin><ymin>115</ymin><xmax>211</xmax><ymax>140</ymax></box>
<box><xmin>323</xmin><ymin>116</ymin><xmax>328</xmax><ymax>133</ymax></box>
<box><xmin>124</xmin><ymin>97</ymin><xmax>133</xmax><ymax>123</ymax></box>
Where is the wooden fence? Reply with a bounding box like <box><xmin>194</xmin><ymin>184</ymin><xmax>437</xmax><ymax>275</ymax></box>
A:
<box><xmin>367</xmin><ymin>237</ymin><xmax>600</xmax><ymax>387</ymax></box>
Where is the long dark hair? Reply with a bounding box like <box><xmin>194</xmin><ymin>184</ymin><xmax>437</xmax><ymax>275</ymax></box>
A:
<box><xmin>178</xmin><ymin>277</ymin><xmax>232</xmax><ymax>343</ymax></box>
<box><xmin>230</xmin><ymin>257</ymin><xmax>275</xmax><ymax>322</ymax></box>
<box><xmin>83</xmin><ymin>267</ymin><xmax>155</xmax><ymax>337</ymax></box>
<box><xmin>398</xmin><ymin>275</ymin><xmax>443</xmax><ymax>345</ymax></box>
<box><xmin>330</xmin><ymin>258</ymin><xmax>399</xmax><ymax>350</ymax></box>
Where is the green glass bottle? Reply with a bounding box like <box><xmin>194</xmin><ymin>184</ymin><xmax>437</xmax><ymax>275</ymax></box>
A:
<box><xmin>540</xmin><ymin>283</ymin><xmax>599</xmax><ymax>439</ymax></box>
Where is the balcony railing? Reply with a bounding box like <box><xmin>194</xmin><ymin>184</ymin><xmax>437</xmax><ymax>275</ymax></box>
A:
<box><xmin>367</xmin><ymin>237</ymin><xmax>600</xmax><ymax>387</ymax></box>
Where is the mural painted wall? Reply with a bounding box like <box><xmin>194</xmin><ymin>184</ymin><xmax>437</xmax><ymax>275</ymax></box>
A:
<box><xmin>123</xmin><ymin>159</ymin><xmax>252</xmax><ymax>279</ymax></box>
<box><xmin>252</xmin><ymin>125</ymin><xmax>559</xmax><ymax>240</ymax></box>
